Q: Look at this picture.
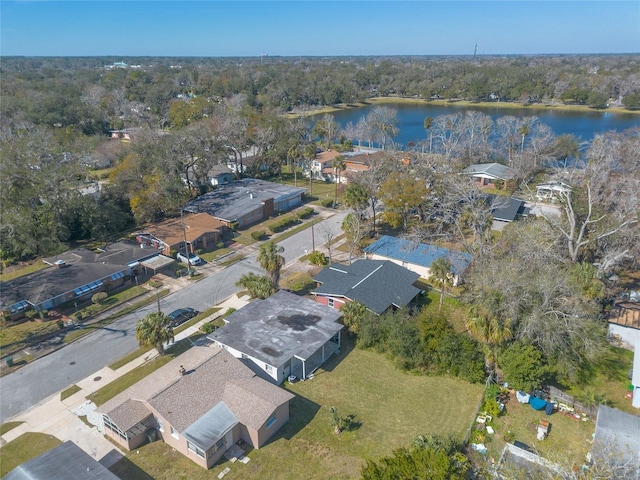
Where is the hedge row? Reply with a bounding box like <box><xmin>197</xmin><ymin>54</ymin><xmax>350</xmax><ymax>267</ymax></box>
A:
<box><xmin>267</xmin><ymin>215</ymin><xmax>298</xmax><ymax>233</ymax></box>
<box><xmin>297</xmin><ymin>207</ymin><xmax>315</xmax><ymax>219</ymax></box>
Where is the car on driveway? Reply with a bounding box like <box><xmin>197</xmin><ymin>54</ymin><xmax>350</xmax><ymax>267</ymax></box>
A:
<box><xmin>167</xmin><ymin>307</ymin><xmax>198</xmax><ymax>327</ymax></box>
<box><xmin>177</xmin><ymin>252</ymin><xmax>202</xmax><ymax>265</ymax></box>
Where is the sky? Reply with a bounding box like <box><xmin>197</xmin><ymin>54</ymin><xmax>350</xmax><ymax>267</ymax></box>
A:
<box><xmin>1</xmin><ymin>1</ymin><xmax>639</xmax><ymax>57</ymax></box>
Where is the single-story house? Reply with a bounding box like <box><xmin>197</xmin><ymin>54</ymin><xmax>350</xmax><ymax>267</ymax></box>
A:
<box><xmin>183</xmin><ymin>178</ymin><xmax>306</xmax><ymax>229</ymax></box>
<box><xmin>607</xmin><ymin>301</ymin><xmax>640</xmax><ymax>347</ymax></box>
<box><xmin>99</xmin><ymin>346</ymin><xmax>294</xmax><ymax>470</ymax></box>
<box><xmin>488</xmin><ymin>195</ymin><xmax>530</xmax><ymax>231</ymax></box>
<box><xmin>461</xmin><ymin>162</ymin><xmax>515</xmax><ymax>188</ymax></box>
<box><xmin>3</xmin><ymin>440</ymin><xmax>120</xmax><ymax>480</ymax></box>
<box><xmin>309</xmin><ymin>150</ymin><xmax>343</xmax><ymax>180</ymax></box>
<box><xmin>591</xmin><ymin>405</ymin><xmax>640</xmax><ymax>477</ymax></box>
<box><xmin>136</xmin><ymin>213</ymin><xmax>226</xmax><ymax>256</ymax></box>
<box><xmin>312</xmin><ymin>259</ymin><xmax>421</xmax><ymax>315</ymax></box>
<box><xmin>363</xmin><ymin>235</ymin><xmax>472</xmax><ymax>286</ymax></box>
<box><xmin>206</xmin><ymin>164</ymin><xmax>234</xmax><ymax>186</ymax></box>
<box><xmin>210</xmin><ymin>290</ymin><xmax>343</xmax><ymax>384</ymax></box>
<box><xmin>0</xmin><ymin>241</ymin><xmax>164</xmax><ymax>319</ymax></box>
<box><xmin>536</xmin><ymin>181</ymin><xmax>571</xmax><ymax>202</ymax></box>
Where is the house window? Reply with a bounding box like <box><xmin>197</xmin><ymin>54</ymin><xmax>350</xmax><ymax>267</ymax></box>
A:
<box><xmin>328</xmin><ymin>298</ymin><xmax>334</xmax><ymax>308</ymax></box>
<box><xmin>170</xmin><ymin>426</ymin><xmax>179</xmax><ymax>440</ymax></box>
<box><xmin>266</xmin><ymin>415</ymin><xmax>277</xmax><ymax>429</ymax></box>
<box><xmin>216</xmin><ymin>438</ymin><xmax>224</xmax><ymax>451</ymax></box>
<box><xmin>187</xmin><ymin>441</ymin><xmax>205</xmax><ymax>458</ymax></box>
<box><xmin>265</xmin><ymin>364</ymin><xmax>273</xmax><ymax>373</ymax></box>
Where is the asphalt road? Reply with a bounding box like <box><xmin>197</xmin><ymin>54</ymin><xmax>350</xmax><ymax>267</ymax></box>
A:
<box><xmin>0</xmin><ymin>210</ymin><xmax>346</xmax><ymax>423</ymax></box>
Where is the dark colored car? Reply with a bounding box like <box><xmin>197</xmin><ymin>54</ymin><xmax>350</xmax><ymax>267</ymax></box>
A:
<box><xmin>167</xmin><ymin>307</ymin><xmax>198</xmax><ymax>327</ymax></box>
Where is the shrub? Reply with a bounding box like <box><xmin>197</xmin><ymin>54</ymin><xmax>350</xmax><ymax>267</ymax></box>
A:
<box><xmin>267</xmin><ymin>216</ymin><xmax>297</xmax><ymax>233</ymax></box>
<box><xmin>308</xmin><ymin>250</ymin><xmax>328</xmax><ymax>266</ymax></box>
<box><xmin>201</xmin><ymin>322</ymin><xmax>215</xmax><ymax>334</ymax></box>
<box><xmin>297</xmin><ymin>207</ymin><xmax>315</xmax><ymax>219</ymax></box>
<box><xmin>230</xmin><ymin>221</ymin><xmax>239</xmax><ymax>231</ymax></box>
<box><xmin>39</xmin><ymin>309</ymin><xmax>49</xmax><ymax>320</ymax></box>
<box><xmin>251</xmin><ymin>230</ymin><xmax>266</xmax><ymax>241</ymax></box>
<box><xmin>25</xmin><ymin>310</ymin><xmax>38</xmax><ymax>320</ymax></box>
<box><xmin>91</xmin><ymin>292</ymin><xmax>108</xmax><ymax>304</ymax></box>
<box><xmin>321</xmin><ymin>198</ymin><xmax>335</xmax><ymax>208</ymax></box>
<box><xmin>224</xmin><ymin>308</ymin><xmax>236</xmax><ymax>317</ymax></box>
<box><xmin>216</xmin><ymin>241</ymin><xmax>225</xmax><ymax>249</ymax></box>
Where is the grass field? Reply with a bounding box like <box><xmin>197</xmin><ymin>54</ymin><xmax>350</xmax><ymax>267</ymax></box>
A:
<box><xmin>0</xmin><ymin>432</ymin><xmax>62</xmax><ymax>477</ymax></box>
<box><xmin>108</xmin><ymin>336</ymin><xmax>484</xmax><ymax>480</ymax></box>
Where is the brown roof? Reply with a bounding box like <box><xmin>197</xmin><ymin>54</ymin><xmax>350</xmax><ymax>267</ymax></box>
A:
<box><xmin>106</xmin><ymin>399</ymin><xmax>152</xmax><ymax>433</ymax></box>
<box><xmin>608</xmin><ymin>301</ymin><xmax>640</xmax><ymax>330</ymax></box>
<box><xmin>142</xmin><ymin>213</ymin><xmax>225</xmax><ymax>247</ymax></box>
<box><xmin>100</xmin><ymin>346</ymin><xmax>293</xmax><ymax>434</ymax></box>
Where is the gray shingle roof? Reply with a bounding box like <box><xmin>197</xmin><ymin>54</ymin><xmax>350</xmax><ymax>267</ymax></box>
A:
<box><xmin>100</xmin><ymin>346</ymin><xmax>293</xmax><ymax>442</ymax></box>
<box><xmin>312</xmin><ymin>259</ymin><xmax>421</xmax><ymax>315</ymax></box>
<box><xmin>489</xmin><ymin>196</ymin><xmax>530</xmax><ymax>222</ymax></box>
<box><xmin>461</xmin><ymin>162</ymin><xmax>514</xmax><ymax>180</ymax></box>
<box><xmin>211</xmin><ymin>290</ymin><xmax>343</xmax><ymax>368</ymax></box>
<box><xmin>184</xmin><ymin>178</ymin><xmax>305</xmax><ymax>223</ymax></box>
<box><xmin>593</xmin><ymin>405</ymin><xmax>640</xmax><ymax>470</ymax></box>
<box><xmin>3</xmin><ymin>440</ymin><xmax>120</xmax><ymax>480</ymax></box>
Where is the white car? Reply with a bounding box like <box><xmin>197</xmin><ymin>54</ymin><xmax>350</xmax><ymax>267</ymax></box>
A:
<box><xmin>177</xmin><ymin>252</ymin><xmax>202</xmax><ymax>265</ymax></box>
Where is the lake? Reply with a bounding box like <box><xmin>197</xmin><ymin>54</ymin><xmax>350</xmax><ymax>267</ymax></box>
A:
<box><xmin>320</xmin><ymin>103</ymin><xmax>640</xmax><ymax>149</ymax></box>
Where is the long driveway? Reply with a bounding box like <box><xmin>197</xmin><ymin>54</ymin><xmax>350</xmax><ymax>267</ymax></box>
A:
<box><xmin>0</xmin><ymin>209</ymin><xmax>347</xmax><ymax>423</ymax></box>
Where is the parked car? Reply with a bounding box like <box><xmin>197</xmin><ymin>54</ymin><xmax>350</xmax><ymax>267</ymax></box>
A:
<box><xmin>167</xmin><ymin>307</ymin><xmax>198</xmax><ymax>327</ymax></box>
<box><xmin>177</xmin><ymin>251</ymin><xmax>202</xmax><ymax>265</ymax></box>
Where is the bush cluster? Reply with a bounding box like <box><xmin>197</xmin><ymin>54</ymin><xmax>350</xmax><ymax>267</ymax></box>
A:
<box><xmin>267</xmin><ymin>215</ymin><xmax>298</xmax><ymax>233</ymax></box>
<box><xmin>320</xmin><ymin>198</ymin><xmax>335</xmax><ymax>208</ymax></box>
<box><xmin>357</xmin><ymin>309</ymin><xmax>485</xmax><ymax>383</ymax></box>
<box><xmin>250</xmin><ymin>230</ymin><xmax>266</xmax><ymax>241</ymax></box>
<box><xmin>297</xmin><ymin>207</ymin><xmax>315</xmax><ymax>219</ymax></box>
<box><xmin>308</xmin><ymin>250</ymin><xmax>328</xmax><ymax>266</ymax></box>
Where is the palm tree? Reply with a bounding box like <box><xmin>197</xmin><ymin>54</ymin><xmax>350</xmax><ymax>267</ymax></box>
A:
<box><xmin>466</xmin><ymin>310</ymin><xmax>512</xmax><ymax>369</ymax></box>
<box><xmin>236</xmin><ymin>272</ymin><xmax>275</xmax><ymax>299</ymax></box>
<box><xmin>423</xmin><ymin>116</ymin><xmax>434</xmax><ymax>153</ymax></box>
<box><xmin>257</xmin><ymin>241</ymin><xmax>285</xmax><ymax>289</ymax></box>
<box><xmin>304</xmin><ymin>143</ymin><xmax>317</xmax><ymax>195</ymax></box>
<box><xmin>135</xmin><ymin>312</ymin><xmax>174</xmax><ymax>355</ymax></box>
<box><xmin>519</xmin><ymin>122</ymin><xmax>530</xmax><ymax>154</ymax></box>
<box><xmin>332</xmin><ymin>155</ymin><xmax>346</xmax><ymax>207</ymax></box>
<box><xmin>287</xmin><ymin>144</ymin><xmax>300</xmax><ymax>186</ymax></box>
<box><xmin>430</xmin><ymin>257</ymin><xmax>453</xmax><ymax>312</ymax></box>
<box><xmin>329</xmin><ymin>406</ymin><xmax>343</xmax><ymax>435</ymax></box>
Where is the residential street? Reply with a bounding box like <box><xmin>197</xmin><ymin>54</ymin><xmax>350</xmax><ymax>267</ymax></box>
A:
<box><xmin>0</xmin><ymin>208</ymin><xmax>347</xmax><ymax>423</ymax></box>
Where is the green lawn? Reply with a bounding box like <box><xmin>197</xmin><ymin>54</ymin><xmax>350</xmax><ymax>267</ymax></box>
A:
<box><xmin>60</xmin><ymin>384</ymin><xmax>81</xmax><ymax>401</ymax></box>
<box><xmin>109</xmin><ymin>336</ymin><xmax>484</xmax><ymax>480</ymax></box>
<box><xmin>88</xmin><ymin>336</ymin><xmax>197</xmax><ymax>406</ymax></box>
<box><xmin>0</xmin><ymin>432</ymin><xmax>62</xmax><ymax>477</ymax></box>
<box><xmin>479</xmin><ymin>394</ymin><xmax>595</xmax><ymax>469</ymax></box>
<box><xmin>0</xmin><ymin>421</ymin><xmax>23</xmax><ymax>435</ymax></box>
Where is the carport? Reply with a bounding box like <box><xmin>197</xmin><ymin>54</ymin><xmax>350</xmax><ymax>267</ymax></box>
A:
<box><xmin>140</xmin><ymin>255</ymin><xmax>175</xmax><ymax>274</ymax></box>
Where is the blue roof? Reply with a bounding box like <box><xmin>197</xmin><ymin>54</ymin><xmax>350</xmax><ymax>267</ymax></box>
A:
<box><xmin>363</xmin><ymin>236</ymin><xmax>472</xmax><ymax>276</ymax></box>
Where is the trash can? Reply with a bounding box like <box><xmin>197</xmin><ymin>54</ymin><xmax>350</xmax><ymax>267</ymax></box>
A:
<box><xmin>146</xmin><ymin>427</ymin><xmax>157</xmax><ymax>443</ymax></box>
<box><xmin>5</xmin><ymin>356</ymin><xmax>14</xmax><ymax>367</ymax></box>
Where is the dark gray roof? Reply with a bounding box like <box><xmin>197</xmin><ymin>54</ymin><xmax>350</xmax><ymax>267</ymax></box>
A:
<box><xmin>3</xmin><ymin>440</ymin><xmax>120</xmax><ymax>480</ymax></box>
<box><xmin>184</xmin><ymin>178</ymin><xmax>305</xmax><ymax>223</ymax></box>
<box><xmin>489</xmin><ymin>196</ymin><xmax>530</xmax><ymax>223</ymax></box>
<box><xmin>207</xmin><ymin>164</ymin><xmax>233</xmax><ymax>177</ymax></box>
<box><xmin>0</xmin><ymin>241</ymin><xmax>161</xmax><ymax>308</ymax></box>
<box><xmin>592</xmin><ymin>405</ymin><xmax>640</xmax><ymax>471</ymax></box>
<box><xmin>312</xmin><ymin>259</ymin><xmax>421</xmax><ymax>315</ymax></box>
<box><xmin>461</xmin><ymin>162</ymin><xmax>514</xmax><ymax>180</ymax></box>
<box><xmin>211</xmin><ymin>290</ymin><xmax>343</xmax><ymax>368</ymax></box>
<box><xmin>363</xmin><ymin>235</ymin><xmax>472</xmax><ymax>276</ymax></box>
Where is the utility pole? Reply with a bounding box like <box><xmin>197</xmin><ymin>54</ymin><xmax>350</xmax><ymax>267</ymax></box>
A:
<box><xmin>311</xmin><ymin>220</ymin><xmax>316</xmax><ymax>251</ymax></box>
<box><xmin>156</xmin><ymin>292</ymin><xmax>161</xmax><ymax>314</ymax></box>
<box><xmin>181</xmin><ymin>209</ymin><xmax>192</xmax><ymax>275</ymax></box>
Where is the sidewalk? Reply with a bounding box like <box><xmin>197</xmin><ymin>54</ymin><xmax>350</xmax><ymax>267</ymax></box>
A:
<box><xmin>0</xmin><ymin>294</ymin><xmax>250</xmax><ymax>467</ymax></box>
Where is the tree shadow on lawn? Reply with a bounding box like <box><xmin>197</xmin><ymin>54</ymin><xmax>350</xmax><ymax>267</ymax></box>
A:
<box><xmin>310</xmin><ymin>334</ymin><xmax>356</xmax><ymax>376</ymax></box>
<box><xmin>263</xmin><ymin>393</ymin><xmax>321</xmax><ymax>447</ymax></box>
<box><xmin>108</xmin><ymin>456</ymin><xmax>155</xmax><ymax>480</ymax></box>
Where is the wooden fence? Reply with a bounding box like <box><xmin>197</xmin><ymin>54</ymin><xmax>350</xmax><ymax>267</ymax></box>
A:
<box><xmin>547</xmin><ymin>385</ymin><xmax>598</xmax><ymax>418</ymax></box>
